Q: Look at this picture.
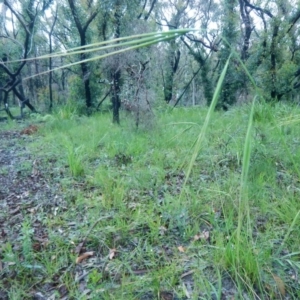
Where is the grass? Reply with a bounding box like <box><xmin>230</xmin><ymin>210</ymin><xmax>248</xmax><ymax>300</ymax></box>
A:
<box><xmin>1</xmin><ymin>101</ymin><xmax>300</xmax><ymax>299</ymax></box>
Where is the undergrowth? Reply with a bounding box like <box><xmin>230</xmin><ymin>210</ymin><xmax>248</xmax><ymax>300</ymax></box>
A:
<box><xmin>1</xmin><ymin>102</ymin><xmax>300</xmax><ymax>299</ymax></box>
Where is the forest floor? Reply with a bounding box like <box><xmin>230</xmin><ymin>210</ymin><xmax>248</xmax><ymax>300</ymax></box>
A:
<box><xmin>1</xmin><ymin>104</ymin><xmax>300</xmax><ymax>299</ymax></box>
<box><xmin>0</xmin><ymin>128</ymin><xmax>68</xmax><ymax>299</ymax></box>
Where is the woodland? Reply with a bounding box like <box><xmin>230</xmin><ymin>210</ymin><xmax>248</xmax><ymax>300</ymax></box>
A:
<box><xmin>1</xmin><ymin>1</ymin><xmax>300</xmax><ymax>299</ymax></box>
<box><xmin>1</xmin><ymin>0</ymin><xmax>300</xmax><ymax>120</ymax></box>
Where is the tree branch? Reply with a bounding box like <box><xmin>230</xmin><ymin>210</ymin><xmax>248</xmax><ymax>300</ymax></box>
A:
<box><xmin>287</xmin><ymin>8</ymin><xmax>300</xmax><ymax>33</ymax></box>
<box><xmin>83</xmin><ymin>10</ymin><xmax>99</xmax><ymax>33</ymax></box>
<box><xmin>3</xmin><ymin>0</ymin><xmax>31</xmax><ymax>35</ymax></box>
<box><xmin>144</xmin><ymin>0</ymin><xmax>157</xmax><ymax>21</ymax></box>
<box><xmin>244</xmin><ymin>0</ymin><xmax>273</xmax><ymax>18</ymax></box>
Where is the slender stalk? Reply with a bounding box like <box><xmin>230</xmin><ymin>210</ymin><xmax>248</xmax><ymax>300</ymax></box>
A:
<box><xmin>275</xmin><ymin>210</ymin><xmax>300</xmax><ymax>256</ymax></box>
<box><xmin>236</xmin><ymin>96</ymin><xmax>256</xmax><ymax>256</ymax></box>
<box><xmin>23</xmin><ymin>32</ymin><xmax>192</xmax><ymax>81</ymax></box>
<box><xmin>181</xmin><ymin>54</ymin><xmax>232</xmax><ymax>195</ymax></box>
<box><xmin>6</xmin><ymin>29</ymin><xmax>196</xmax><ymax>63</ymax></box>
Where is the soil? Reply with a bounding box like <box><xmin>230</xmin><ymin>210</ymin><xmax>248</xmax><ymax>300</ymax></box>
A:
<box><xmin>0</xmin><ymin>129</ymin><xmax>63</xmax><ymax>232</ymax></box>
<box><xmin>0</xmin><ymin>128</ymin><xmax>66</xmax><ymax>299</ymax></box>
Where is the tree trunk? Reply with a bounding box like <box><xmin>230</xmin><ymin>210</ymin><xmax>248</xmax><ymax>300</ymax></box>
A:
<box><xmin>111</xmin><ymin>1</ymin><xmax>122</xmax><ymax>123</ymax></box>
<box><xmin>48</xmin><ymin>8</ymin><xmax>57</xmax><ymax>111</ymax></box>
<box><xmin>67</xmin><ymin>0</ymin><xmax>98</xmax><ymax>110</ymax></box>
<box><xmin>163</xmin><ymin>43</ymin><xmax>180</xmax><ymax>104</ymax></box>
<box><xmin>81</xmin><ymin>58</ymin><xmax>92</xmax><ymax>108</ymax></box>
<box><xmin>112</xmin><ymin>70</ymin><xmax>121</xmax><ymax>124</ymax></box>
<box><xmin>270</xmin><ymin>21</ymin><xmax>280</xmax><ymax>100</ymax></box>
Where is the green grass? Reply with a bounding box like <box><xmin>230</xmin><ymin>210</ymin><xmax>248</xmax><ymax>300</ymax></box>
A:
<box><xmin>1</xmin><ymin>102</ymin><xmax>300</xmax><ymax>299</ymax></box>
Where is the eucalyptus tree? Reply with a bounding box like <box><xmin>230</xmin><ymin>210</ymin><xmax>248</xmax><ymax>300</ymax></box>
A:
<box><xmin>171</xmin><ymin>0</ymin><xmax>300</xmax><ymax>107</ymax></box>
<box><xmin>97</xmin><ymin>0</ymin><xmax>158</xmax><ymax>123</ymax></box>
<box><xmin>41</xmin><ymin>4</ymin><xmax>58</xmax><ymax>110</ymax></box>
<box><xmin>0</xmin><ymin>0</ymin><xmax>52</xmax><ymax>118</ymax></box>
<box><xmin>241</xmin><ymin>0</ymin><xmax>300</xmax><ymax>101</ymax></box>
<box><xmin>66</xmin><ymin>0</ymin><xmax>100</xmax><ymax>110</ymax></box>
<box><xmin>156</xmin><ymin>0</ymin><xmax>193</xmax><ymax>104</ymax></box>
<box><xmin>183</xmin><ymin>0</ymin><xmax>300</xmax><ymax>107</ymax></box>
<box><xmin>177</xmin><ymin>0</ymin><xmax>220</xmax><ymax>106</ymax></box>
<box><xmin>217</xmin><ymin>0</ymin><xmax>240</xmax><ymax>109</ymax></box>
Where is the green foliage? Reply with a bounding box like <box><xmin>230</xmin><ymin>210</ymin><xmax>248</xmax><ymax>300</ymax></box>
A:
<box><xmin>2</xmin><ymin>243</ymin><xmax>19</xmax><ymax>267</ymax></box>
<box><xmin>217</xmin><ymin>0</ymin><xmax>240</xmax><ymax>108</ymax></box>
<box><xmin>20</xmin><ymin>219</ymin><xmax>34</xmax><ymax>265</ymax></box>
<box><xmin>53</xmin><ymin>100</ymin><xmax>79</xmax><ymax>120</ymax></box>
<box><xmin>276</xmin><ymin>61</ymin><xmax>298</xmax><ymax>97</ymax></box>
<box><xmin>3</xmin><ymin>70</ymin><xmax>300</xmax><ymax>298</ymax></box>
<box><xmin>3</xmin><ymin>3</ymin><xmax>300</xmax><ymax>296</ymax></box>
<box><xmin>256</xmin><ymin>60</ymin><xmax>298</xmax><ymax>101</ymax></box>
<box><xmin>65</xmin><ymin>143</ymin><xmax>85</xmax><ymax>177</ymax></box>
<box><xmin>67</xmin><ymin>75</ymin><xmax>86</xmax><ymax>109</ymax></box>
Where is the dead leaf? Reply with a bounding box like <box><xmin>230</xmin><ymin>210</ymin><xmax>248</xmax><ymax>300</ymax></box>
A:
<box><xmin>32</xmin><ymin>242</ymin><xmax>42</xmax><ymax>251</ymax></box>
<box><xmin>181</xmin><ymin>270</ymin><xmax>194</xmax><ymax>279</ymax></box>
<box><xmin>193</xmin><ymin>230</ymin><xmax>210</xmax><ymax>241</ymax></box>
<box><xmin>10</xmin><ymin>206</ymin><xmax>20</xmax><ymax>215</ymax></box>
<box><xmin>28</xmin><ymin>207</ymin><xmax>37</xmax><ymax>214</ymax></box>
<box><xmin>20</xmin><ymin>125</ymin><xmax>38</xmax><ymax>135</ymax></box>
<box><xmin>193</xmin><ymin>234</ymin><xmax>201</xmax><ymax>241</ymax></box>
<box><xmin>75</xmin><ymin>242</ymin><xmax>85</xmax><ymax>254</ymax></box>
<box><xmin>1</xmin><ymin>229</ymin><xmax>7</xmax><ymax>238</ymax></box>
<box><xmin>109</xmin><ymin>248</ymin><xmax>117</xmax><ymax>260</ymax></box>
<box><xmin>177</xmin><ymin>246</ymin><xmax>185</xmax><ymax>253</ymax></box>
<box><xmin>128</xmin><ymin>202</ymin><xmax>141</xmax><ymax>210</ymax></box>
<box><xmin>21</xmin><ymin>191</ymin><xmax>30</xmax><ymax>198</ymax></box>
<box><xmin>160</xmin><ymin>291</ymin><xmax>173</xmax><ymax>300</ymax></box>
<box><xmin>159</xmin><ymin>226</ymin><xmax>168</xmax><ymax>235</ymax></box>
<box><xmin>272</xmin><ymin>274</ymin><xmax>285</xmax><ymax>296</ymax></box>
<box><xmin>58</xmin><ymin>284</ymin><xmax>68</xmax><ymax>297</ymax></box>
<box><xmin>76</xmin><ymin>251</ymin><xmax>94</xmax><ymax>264</ymax></box>
<box><xmin>182</xmin><ymin>282</ymin><xmax>191</xmax><ymax>299</ymax></box>
<box><xmin>33</xmin><ymin>292</ymin><xmax>46</xmax><ymax>300</ymax></box>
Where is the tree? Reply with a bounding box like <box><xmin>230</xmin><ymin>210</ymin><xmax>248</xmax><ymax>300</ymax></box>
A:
<box><xmin>44</xmin><ymin>4</ymin><xmax>58</xmax><ymax>111</ymax></box>
<box><xmin>66</xmin><ymin>0</ymin><xmax>99</xmax><ymax>110</ymax></box>
<box><xmin>241</xmin><ymin>0</ymin><xmax>300</xmax><ymax>101</ymax></box>
<box><xmin>217</xmin><ymin>0</ymin><xmax>240</xmax><ymax>109</ymax></box>
<box><xmin>157</xmin><ymin>0</ymin><xmax>192</xmax><ymax>103</ymax></box>
<box><xmin>0</xmin><ymin>0</ymin><xmax>52</xmax><ymax>119</ymax></box>
<box><xmin>2</xmin><ymin>0</ymin><xmax>300</xmax><ymax>120</ymax></box>
<box><xmin>179</xmin><ymin>0</ymin><xmax>220</xmax><ymax>106</ymax></box>
<box><xmin>99</xmin><ymin>0</ymin><xmax>158</xmax><ymax>123</ymax></box>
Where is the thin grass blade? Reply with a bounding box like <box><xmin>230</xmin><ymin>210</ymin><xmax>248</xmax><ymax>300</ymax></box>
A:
<box><xmin>181</xmin><ymin>54</ymin><xmax>232</xmax><ymax>194</ymax></box>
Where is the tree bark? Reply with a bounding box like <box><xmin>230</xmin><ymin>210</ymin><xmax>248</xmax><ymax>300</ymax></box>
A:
<box><xmin>239</xmin><ymin>0</ymin><xmax>252</xmax><ymax>61</ymax></box>
<box><xmin>112</xmin><ymin>70</ymin><xmax>121</xmax><ymax>124</ymax></box>
<box><xmin>67</xmin><ymin>0</ymin><xmax>98</xmax><ymax>109</ymax></box>
<box><xmin>48</xmin><ymin>7</ymin><xmax>58</xmax><ymax>111</ymax></box>
<box><xmin>270</xmin><ymin>21</ymin><xmax>280</xmax><ymax>100</ymax></box>
<box><xmin>111</xmin><ymin>1</ymin><xmax>122</xmax><ymax>124</ymax></box>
